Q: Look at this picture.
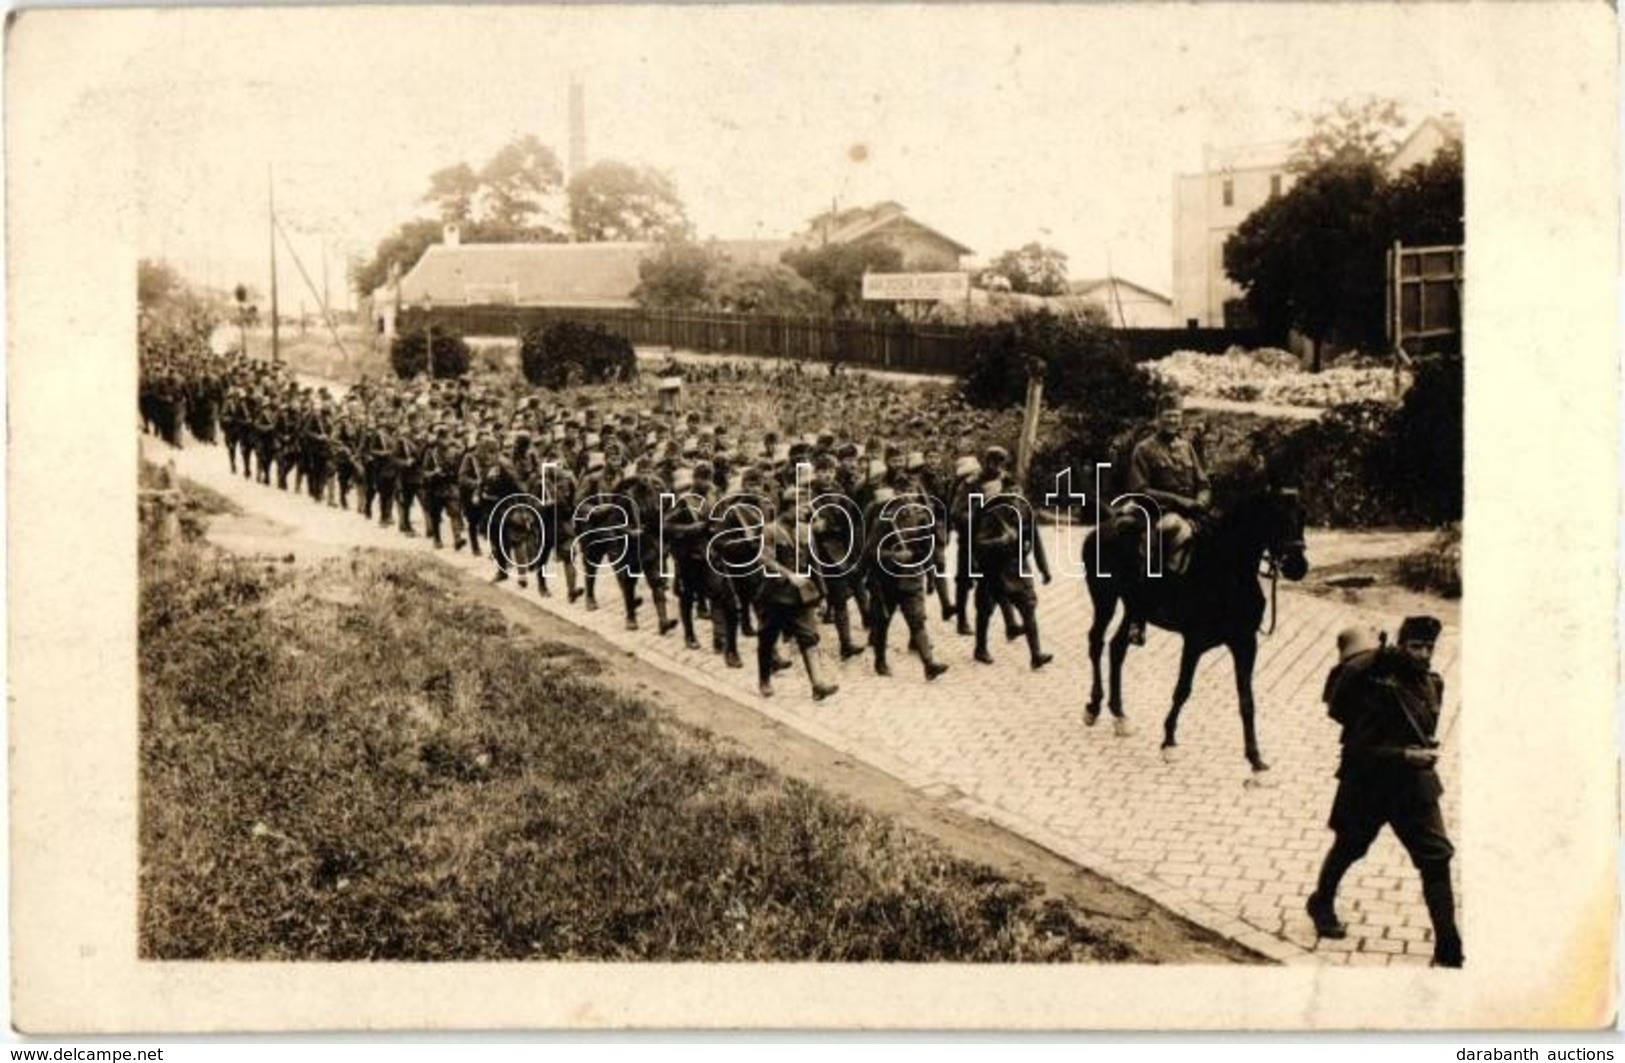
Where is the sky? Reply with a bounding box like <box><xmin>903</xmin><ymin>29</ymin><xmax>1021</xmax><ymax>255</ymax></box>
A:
<box><xmin>106</xmin><ymin>5</ymin><xmax>1463</xmax><ymax>311</ymax></box>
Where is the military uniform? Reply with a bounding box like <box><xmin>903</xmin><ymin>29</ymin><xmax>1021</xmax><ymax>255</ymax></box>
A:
<box><xmin>1308</xmin><ymin>617</ymin><xmax>1461</xmax><ymax>967</ymax></box>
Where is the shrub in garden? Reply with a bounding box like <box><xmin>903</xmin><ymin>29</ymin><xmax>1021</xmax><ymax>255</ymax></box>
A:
<box><xmin>969</xmin><ymin>310</ymin><xmax>1170</xmax><ymax>500</ymax></box>
<box><xmin>1382</xmin><ymin>354</ymin><xmax>1463</xmax><ymax>525</ymax></box>
<box><xmin>519</xmin><ymin>321</ymin><xmax>638</xmax><ymax>389</ymax></box>
<box><xmin>390</xmin><ymin>329</ymin><xmax>471</xmax><ymax>380</ymax></box>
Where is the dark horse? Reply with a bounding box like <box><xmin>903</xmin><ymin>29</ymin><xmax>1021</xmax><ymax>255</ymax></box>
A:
<box><xmin>1082</xmin><ymin>487</ymin><xmax>1309</xmax><ymax>773</ymax></box>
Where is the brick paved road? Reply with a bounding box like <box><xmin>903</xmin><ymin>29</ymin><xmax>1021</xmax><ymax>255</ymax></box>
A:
<box><xmin>150</xmin><ymin>436</ymin><xmax>1460</xmax><ymax>966</ymax></box>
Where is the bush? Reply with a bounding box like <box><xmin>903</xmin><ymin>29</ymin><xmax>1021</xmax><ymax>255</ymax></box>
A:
<box><xmin>1254</xmin><ymin>400</ymin><xmax>1397</xmax><ymax>527</ymax></box>
<box><xmin>390</xmin><ymin>329</ymin><xmax>471</xmax><ymax>381</ymax></box>
<box><xmin>519</xmin><ymin>320</ymin><xmax>638</xmax><ymax>389</ymax></box>
<box><xmin>967</xmin><ymin>310</ymin><xmax>1170</xmax><ymax>499</ymax></box>
<box><xmin>1384</xmin><ymin>354</ymin><xmax>1462</xmax><ymax>524</ymax></box>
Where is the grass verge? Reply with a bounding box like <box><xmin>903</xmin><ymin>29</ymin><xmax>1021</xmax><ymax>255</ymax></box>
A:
<box><xmin>140</xmin><ymin>497</ymin><xmax>1144</xmax><ymax>962</ymax></box>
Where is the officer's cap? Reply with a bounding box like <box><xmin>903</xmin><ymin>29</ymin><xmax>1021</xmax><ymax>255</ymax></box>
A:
<box><xmin>1397</xmin><ymin>615</ymin><xmax>1443</xmax><ymax>645</ymax></box>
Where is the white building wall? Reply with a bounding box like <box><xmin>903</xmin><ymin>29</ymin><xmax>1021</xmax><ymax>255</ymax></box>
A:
<box><xmin>1172</xmin><ymin>161</ymin><xmax>1295</xmax><ymax>326</ymax></box>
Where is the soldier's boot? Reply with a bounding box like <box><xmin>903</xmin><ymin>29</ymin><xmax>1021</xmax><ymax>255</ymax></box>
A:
<box><xmin>680</xmin><ymin>600</ymin><xmax>701</xmax><ymax>650</ymax></box>
<box><xmin>740</xmin><ymin>611</ymin><xmax>757</xmax><ymax>638</ymax></box>
<box><xmin>954</xmin><ymin>580</ymin><xmax>974</xmax><ymax>636</ymax></box>
<box><xmin>536</xmin><ymin>570</ymin><xmax>551</xmax><ymax>599</ymax></box>
<box><xmin>655</xmin><ymin>595</ymin><xmax>678</xmax><ymax>636</ymax></box>
<box><xmin>1307</xmin><ymin>846</ymin><xmax>1355</xmax><ymax>939</ymax></box>
<box><xmin>872</xmin><ymin>640</ymin><xmax>891</xmax><ymax>677</ymax></box>
<box><xmin>757</xmin><ymin>644</ymin><xmax>775</xmax><ymax>697</ymax></box>
<box><xmin>621</xmin><ymin>575</ymin><xmax>640</xmax><ymax>630</ymax></box>
<box><xmin>803</xmin><ymin>646</ymin><xmax>839</xmax><ymax>702</ymax></box>
<box><xmin>974</xmin><ymin>606</ymin><xmax>995</xmax><ymax>665</ymax></box>
<box><xmin>935</xmin><ymin>574</ymin><xmax>954</xmax><ymax>621</ymax></box>
<box><xmin>911</xmin><ymin>623</ymin><xmax>949</xmax><ymax>681</ymax></box>
<box><xmin>1001</xmin><ymin>599</ymin><xmax>1024</xmax><ymax>641</ymax></box>
<box><xmin>711</xmin><ymin>609</ymin><xmax>728</xmax><ymax>654</ymax></box>
<box><xmin>1421</xmin><ymin>861</ymin><xmax>1463</xmax><ymax>967</ymax></box>
<box><xmin>834</xmin><ymin>608</ymin><xmax>864</xmax><ymax>660</ymax></box>
<box><xmin>467</xmin><ymin>528</ymin><xmax>481</xmax><ymax>558</ymax></box>
<box><xmin>723</xmin><ymin>618</ymin><xmax>742</xmax><ymax>669</ymax></box>
<box><xmin>1022</xmin><ymin>607</ymin><xmax>1053</xmax><ymax>670</ymax></box>
<box><xmin>565</xmin><ymin>558</ymin><xmax>584</xmax><ymax>604</ymax></box>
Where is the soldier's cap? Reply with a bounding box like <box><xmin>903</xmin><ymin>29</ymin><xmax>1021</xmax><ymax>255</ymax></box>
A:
<box><xmin>954</xmin><ymin>455</ymin><xmax>981</xmax><ymax>479</ymax></box>
<box><xmin>1158</xmin><ymin>391</ymin><xmax>1185</xmax><ymax>413</ymax></box>
<box><xmin>813</xmin><ymin>453</ymin><xmax>838</xmax><ymax>472</ymax></box>
<box><xmin>834</xmin><ymin>442</ymin><xmax>858</xmax><ymax>460</ymax></box>
<box><xmin>1335</xmin><ymin>626</ymin><xmax>1379</xmax><ymax>662</ymax></box>
<box><xmin>693</xmin><ymin>460</ymin><xmax>714</xmax><ymax>478</ymax></box>
<box><xmin>788</xmin><ymin>441</ymin><xmax>811</xmax><ymax>459</ymax></box>
<box><xmin>906</xmin><ymin>450</ymin><xmax>926</xmax><ymax>471</ymax></box>
<box><xmin>884</xmin><ymin>443</ymin><xmax>903</xmax><ymax>459</ymax></box>
<box><xmin>1397</xmin><ymin>615</ymin><xmax>1443</xmax><ymax>645</ymax></box>
<box><xmin>983</xmin><ymin>444</ymin><xmax>1010</xmax><ymax>464</ymax></box>
<box><xmin>740</xmin><ymin>468</ymin><xmax>764</xmax><ymax>487</ymax></box>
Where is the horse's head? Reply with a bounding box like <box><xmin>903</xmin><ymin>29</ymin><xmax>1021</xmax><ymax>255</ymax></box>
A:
<box><xmin>1257</xmin><ymin>485</ymin><xmax>1309</xmax><ymax>581</ymax></box>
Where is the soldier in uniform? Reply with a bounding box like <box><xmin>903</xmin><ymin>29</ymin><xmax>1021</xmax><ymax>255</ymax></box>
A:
<box><xmin>420</xmin><ymin>423</ymin><xmax>459</xmax><ymax>549</ymax></box>
<box><xmin>1306</xmin><ymin>615</ymin><xmax>1462</xmax><ymax>968</ymax></box>
<box><xmin>863</xmin><ymin>486</ymin><xmax>950</xmax><ymax>681</ymax></box>
<box><xmin>458</xmin><ymin>432</ymin><xmax>495</xmax><ymax>558</ymax></box>
<box><xmin>807</xmin><ymin>454</ymin><xmax>868</xmax><ymax>662</ymax></box>
<box><xmin>752</xmin><ymin>490</ymin><xmax>839</xmax><ymax>701</ymax></box>
<box><xmin>665</xmin><ymin>464</ymin><xmax>714</xmax><ymax>651</ymax></box>
<box><xmin>364</xmin><ymin>410</ymin><xmax>396</xmax><ymax>525</ymax></box>
<box><xmin>394</xmin><ymin>413</ymin><xmax>424</xmax><ymax>537</ymax></box>
<box><xmin>969</xmin><ymin>477</ymin><xmax>1054</xmax><ymax>670</ymax></box>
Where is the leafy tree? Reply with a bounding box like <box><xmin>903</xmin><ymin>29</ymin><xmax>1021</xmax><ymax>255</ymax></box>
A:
<box><xmin>1379</xmin><ymin>141</ymin><xmax>1464</xmax><ymax>247</ymax></box>
<box><xmin>138</xmin><ymin>259</ymin><xmax>184</xmax><ymax>310</ymax></box>
<box><xmin>633</xmin><ymin>240</ymin><xmax>720</xmax><ymax>311</ymax></box>
<box><xmin>1224</xmin><ymin>160</ymin><xmax>1389</xmax><ymax>364</ymax></box>
<box><xmin>781</xmin><ymin>241</ymin><xmax>904</xmax><ymax>317</ymax></box>
<box><xmin>1288</xmin><ymin>96</ymin><xmax>1406</xmax><ymax>173</ymax></box>
<box><xmin>568</xmin><ymin>160</ymin><xmax>690</xmax><ymax>243</ymax></box>
<box><xmin>982</xmin><ymin>242</ymin><xmax>1070</xmax><ymax>296</ymax></box>
<box><xmin>138</xmin><ymin>260</ymin><xmax>218</xmax><ymax>362</ymax></box>
<box><xmin>424</xmin><ymin>163</ymin><xmax>480</xmax><ymax>224</ymax></box>
<box><xmin>478</xmin><ymin>134</ymin><xmax>568</xmax><ymax>236</ymax></box>
<box><xmin>519</xmin><ymin>321</ymin><xmax>637</xmax><ymax>388</ymax></box>
<box><xmin>349</xmin><ymin>218</ymin><xmax>445</xmax><ymax>299</ymax></box>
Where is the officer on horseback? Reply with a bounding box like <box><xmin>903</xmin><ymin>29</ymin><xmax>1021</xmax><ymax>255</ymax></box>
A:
<box><xmin>1123</xmin><ymin>390</ymin><xmax>1210</xmax><ymax>643</ymax></box>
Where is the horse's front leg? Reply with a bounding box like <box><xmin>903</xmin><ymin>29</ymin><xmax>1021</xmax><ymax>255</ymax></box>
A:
<box><xmin>1106</xmin><ymin>613</ymin><xmax>1136</xmax><ymax>734</ymax></box>
<box><xmin>1085</xmin><ymin>589</ymin><xmax>1113</xmax><ymax>724</ymax></box>
<box><xmin>1230</xmin><ymin>634</ymin><xmax>1268</xmax><ymax>773</ymax></box>
<box><xmin>1160</xmin><ymin>638</ymin><xmax>1204</xmax><ymax>760</ymax></box>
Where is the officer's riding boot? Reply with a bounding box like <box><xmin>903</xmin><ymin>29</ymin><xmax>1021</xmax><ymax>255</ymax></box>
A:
<box><xmin>803</xmin><ymin>645</ymin><xmax>839</xmax><ymax>701</ymax></box>
<box><xmin>1023</xmin><ymin>605</ymin><xmax>1053</xmax><ymax>670</ymax></box>
<box><xmin>974</xmin><ymin>603</ymin><xmax>995</xmax><ymax>665</ymax></box>
<box><xmin>1420</xmin><ymin>861</ymin><xmax>1463</xmax><ymax>967</ymax></box>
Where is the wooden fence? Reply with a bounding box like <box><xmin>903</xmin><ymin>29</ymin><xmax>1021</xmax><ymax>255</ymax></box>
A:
<box><xmin>396</xmin><ymin>305</ymin><xmax>1271</xmax><ymax>375</ymax></box>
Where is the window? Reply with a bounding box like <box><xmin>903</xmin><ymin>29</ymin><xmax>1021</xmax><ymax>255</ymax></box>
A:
<box><xmin>1270</xmin><ymin>174</ymin><xmax>1282</xmax><ymax>198</ymax></box>
<box><xmin>1222</xmin><ymin>177</ymin><xmax>1234</xmax><ymax>207</ymax></box>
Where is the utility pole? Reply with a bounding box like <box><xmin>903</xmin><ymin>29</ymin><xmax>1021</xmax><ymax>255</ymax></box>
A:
<box><xmin>268</xmin><ymin>165</ymin><xmax>281</xmax><ymax>363</ymax></box>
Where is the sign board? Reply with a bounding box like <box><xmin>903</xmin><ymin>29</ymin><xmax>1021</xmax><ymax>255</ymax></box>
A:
<box><xmin>862</xmin><ymin>271</ymin><xmax>970</xmax><ymax>302</ymax></box>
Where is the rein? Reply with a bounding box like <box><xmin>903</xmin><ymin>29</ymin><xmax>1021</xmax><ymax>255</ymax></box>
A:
<box><xmin>1259</xmin><ymin>553</ymin><xmax>1281</xmax><ymax>637</ymax></box>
